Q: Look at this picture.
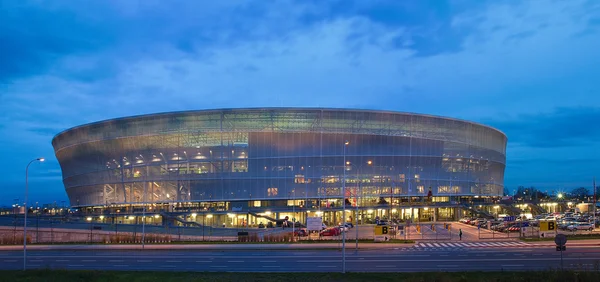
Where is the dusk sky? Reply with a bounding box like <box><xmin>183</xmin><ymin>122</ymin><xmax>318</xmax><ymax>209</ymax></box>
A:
<box><xmin>1</xmin><ymin>0</ymin><xmax>599</xmax><ymax>206</ymax></box>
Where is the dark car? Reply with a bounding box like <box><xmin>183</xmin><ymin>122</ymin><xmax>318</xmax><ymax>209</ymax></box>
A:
<box><xmin>293</xmin><ymin>229</ymin><xmax>308</xmax><ymax>237</ymax></box>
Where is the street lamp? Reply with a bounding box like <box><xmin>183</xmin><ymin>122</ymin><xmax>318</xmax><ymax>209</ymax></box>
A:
<box><xmin>348</xmin><ymin>160</ymin><xmax>373</xmax><ymax>253</ymax></box>
<box><xmin>23</xmin><ymin>157</ymin><xmax>44</xmax><ymax>270</ymax></box>
<box><xmin>342</xmin><ymin>140</ymin><xmax>349</xmax><ymax>273</ymax></box>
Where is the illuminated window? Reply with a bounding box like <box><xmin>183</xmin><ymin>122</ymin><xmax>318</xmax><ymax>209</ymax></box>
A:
<box><xmin>414</xmin><ymin>174</ymin><xmax>420</xmax><ymax>183</ymax></box>
<box><xmin>233</xmin><ymin>161</ymin><xmax>248</xmax><ymax>172</ymax></box>
<box><xmin>267</xmin><ymin>187</ymin><xmax>278</xmax><ymax>197</ymax></box>
<box><xmin>294</xmin><ymin>174</ymin><xmax>305</xmax><ymax>184</ymax></box>
<box><xmin>251</xmin><ymin>201</ymin><xmax>261</xmax><ymax>207</ymax></box>
<box><xmin>432</xmin><ymin>197</ymin><xmax>450</xmax><ymax>203</ymax></box>
<box><xmin>398</xmin><ymin>174</ymin><xmax>405</xmax><ymax>183</ymax></box>
<box><xmin>417</xmin><ymin>185</ymin><xmax>424</xmax><ymax>194</ymax></box>
<box><xmin>287</xmin><ymin>200</ymin><xmax>302</xmax><ymax>206</ymax></box>
<box><xmin>438</xmin><ymin>186</ymin><xmax>449</xmax><ymax>193</ymax></box>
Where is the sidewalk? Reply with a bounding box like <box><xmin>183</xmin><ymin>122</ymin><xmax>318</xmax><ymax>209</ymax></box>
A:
<box><xmin>0</xmin><ymin>242</ymin><xmax>415</xmax><ymax>251</ymax></box>
<box><xmin>525</xmin><ymin>239</ymin><xmax>600</xmax><ymax>247</ymax></box>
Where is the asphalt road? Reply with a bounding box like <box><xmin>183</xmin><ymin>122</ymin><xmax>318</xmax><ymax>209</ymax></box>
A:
<box><xmin>2</xmin><ymin>246</ymin><xmax>599</xmax><ymax>272</ymax></box>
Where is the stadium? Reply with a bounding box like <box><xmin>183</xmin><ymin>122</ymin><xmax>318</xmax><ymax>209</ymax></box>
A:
<box><xmin>52</xmin><ymin>108</ymin><xmax>507</xmax><ymax>227</ymax></box>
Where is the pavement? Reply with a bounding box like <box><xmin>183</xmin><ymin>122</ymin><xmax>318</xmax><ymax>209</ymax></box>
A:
<box><xmin>2</xmin><ymin>246</ymin><xmax>600</xmax><ymax>272</ymax></box>
<box><xmin>0</xmin><ymin>242</ymin><xmax>404</xmax><ymax>251</ymax></box>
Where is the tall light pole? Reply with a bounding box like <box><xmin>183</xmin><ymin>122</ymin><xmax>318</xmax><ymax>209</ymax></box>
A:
<box><xmin>351</xmin><ymin>160</ymin><xmax>372</xmax><ymax>253</ymax></box>
<box><xmin>24</xmin><ymin>157</ymin><xmax>44</xmax><ymax>270</ymax></box>
<box><xmin>342</xmin><ymin>140</ymin><xmax>349</xmax><ymax>273</ymax></box>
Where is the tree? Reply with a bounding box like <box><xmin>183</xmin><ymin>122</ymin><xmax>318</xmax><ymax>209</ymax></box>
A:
<box><xmin>572</xmin><ymin>187</ymin><xmax>590</xmax><ymax>200</ymax></box>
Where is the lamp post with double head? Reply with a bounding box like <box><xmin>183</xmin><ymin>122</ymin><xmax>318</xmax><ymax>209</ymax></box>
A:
<box><xmin>349</xmin><ymin>159</ymin><xmax>372</xmax><ymax>253</ymax></box>
<box><xmin>24</xmin><ymin>157</ymin><xmax>44</xmax><ymax>270</ymax></box>
<box><xmin>342</xmin><ymin>140</ymin><xmax>350</xmax><ymax>273</ymax></box>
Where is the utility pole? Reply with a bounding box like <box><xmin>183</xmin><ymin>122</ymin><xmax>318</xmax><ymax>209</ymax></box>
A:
<box><xmin>342</xmin><ymin>140</ymin><xmax>349</xmax><ymax>273</ymax></box>
<box><xmin>594</xmin><ymin>177</ymin><xmax>597</xmax><ymax>230</ymax></box>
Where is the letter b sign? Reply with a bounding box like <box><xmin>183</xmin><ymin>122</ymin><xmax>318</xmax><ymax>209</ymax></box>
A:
<box><xmin>548</xmin><ymin>222</ymin><xmax>555</xmax><ymax>231</ymax></box>
<box><xmin>382</xmin><ymin>226</ymin><xmax>388</xmax><ymax>234</ymax></box>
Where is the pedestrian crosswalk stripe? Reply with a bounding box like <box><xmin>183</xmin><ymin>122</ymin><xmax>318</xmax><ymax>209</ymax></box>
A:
<box><xmin>413</xmin><ymin>241</ymin><xmax>532</xmax><ymax>249</ymax></box>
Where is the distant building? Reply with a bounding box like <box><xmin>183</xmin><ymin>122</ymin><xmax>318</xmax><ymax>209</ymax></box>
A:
<box><xmin>52</xmin><ymin>108</ymin><xmax>507</xmax><ymax>225</ymax></box>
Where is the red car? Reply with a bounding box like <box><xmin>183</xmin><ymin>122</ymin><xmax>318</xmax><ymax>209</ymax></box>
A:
<box><xmin>320</xmin><ymin>227</ymin><xmax>341</xmax><ymax>236</ymax></box>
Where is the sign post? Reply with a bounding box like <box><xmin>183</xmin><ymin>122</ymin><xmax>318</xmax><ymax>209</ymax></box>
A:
<box><xmin>307</xmin><ymin>217</ymin><xmax>323</xmax><ymax>231</ymax></box>
<box><xmin>555</xmin><ymin>234</ymin><xmax>567</xmax><ymax>270</ymax></box>
<box><xmin>540</xmin><ymin>221</ymin><xmax>556</xmax><ymax>238</ymax></box>
<box><xmin>374</xmin><ymin>225</ymin><xmax>390</xmax><ymax>242</ymax></box>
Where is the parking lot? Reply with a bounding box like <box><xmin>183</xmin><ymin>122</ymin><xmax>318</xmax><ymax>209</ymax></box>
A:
<box><xmin>459</xmin><ymin>211</ymin><xmax>600</xmax><ymax>239</ymax></box>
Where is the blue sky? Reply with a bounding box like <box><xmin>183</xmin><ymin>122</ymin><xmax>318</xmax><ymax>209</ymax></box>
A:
<box><xmin>1</xmin><ymin>0</ymin><xmax>599</xmax><ymax>206</ymax></box>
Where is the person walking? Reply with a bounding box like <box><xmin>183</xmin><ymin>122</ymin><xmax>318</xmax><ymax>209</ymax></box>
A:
<box><xmin>459</xmin><ymin>229</ymin><xmax>463</xmax><ymax>241</ymax></box>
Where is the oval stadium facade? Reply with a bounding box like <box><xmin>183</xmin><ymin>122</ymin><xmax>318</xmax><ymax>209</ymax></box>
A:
<box><xmin>52</xmin><ymin>108</ymin><xmax>506</xmax><ymax>225</ymax></box>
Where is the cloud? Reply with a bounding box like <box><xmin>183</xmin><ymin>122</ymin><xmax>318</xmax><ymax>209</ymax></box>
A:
<box><xmin>488</xmin><ymin>107</ymin><xmax>600</xmax><ymax>148</ymax></box>
<box><xmin>1</xmin><ymin>0</ymin><xmax>600</xmax><ymax>204</ymax></box>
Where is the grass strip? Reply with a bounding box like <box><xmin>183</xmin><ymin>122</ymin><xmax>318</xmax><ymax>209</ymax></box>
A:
<box><xmin>2</xmin><ymin>270</ymin><xmax>600</xmax><ymax>282</ymax></box>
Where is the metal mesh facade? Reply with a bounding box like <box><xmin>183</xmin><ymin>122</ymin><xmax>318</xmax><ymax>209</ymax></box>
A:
<box><xmin>52</xmin><ymin>108</ymin><xmax>507</xmax><ymax>207</ymax></box>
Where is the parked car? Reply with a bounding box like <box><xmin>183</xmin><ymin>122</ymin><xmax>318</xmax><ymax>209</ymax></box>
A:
<box><xmin>459</xmin><ymin>218</ymin><xmax>471</xmax><ymax>224</ymax></box>
<box><xmin>293</xmin><ymin>229</ymin><xmax>308</xmax><ymax>237</ymax></box>
<box><xmin>320</xmin><ymin>227</ymin><xmax>341</xmax><ymax>236</ymax></box>
<box><xmin>567</xmin><ymin>223</ymin><xmax>594</xmax><ymax>231</ymax></box>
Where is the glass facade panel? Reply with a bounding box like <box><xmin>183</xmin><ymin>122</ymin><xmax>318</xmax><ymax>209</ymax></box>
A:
<box><xmin>52</xmin><ymin>108</ymin><xmax>507</xmax><ymax>207</ymax></box>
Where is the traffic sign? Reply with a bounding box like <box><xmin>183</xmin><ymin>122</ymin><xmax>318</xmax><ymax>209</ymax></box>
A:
<box><xmin>504</xmin><ymin>216</ymin><xmax>516</xmax><ymax>222</ymax></box>
<box><xmin>540</xmin><ymin>232</ymin><xmax>556</xmax><ymax>238</ymax></box>
<box><xmin>540</xmin><ymin>221</ymin><xmax>556</xmax><ymax>231</ymax></box>
<box><xmin>555</xmin><ymin>234</ymin><xmax>567</xmax><ymax>246</ymax></box>
<box><xmin>374</xmin><ymin>225</ymin><xmax>389</xmax><ymax>235</ymax></box>
<box><xmin>374</xmin><ymin>235</ymin><xmax>390</xmax><ymax>242</ymax></box>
